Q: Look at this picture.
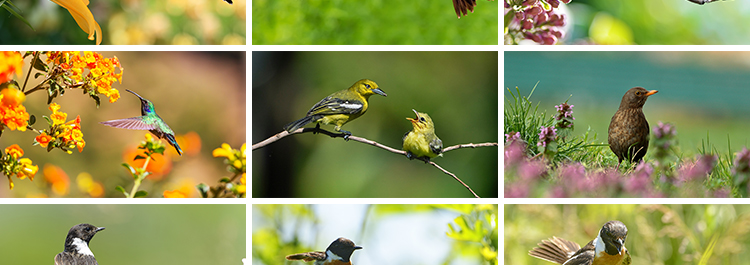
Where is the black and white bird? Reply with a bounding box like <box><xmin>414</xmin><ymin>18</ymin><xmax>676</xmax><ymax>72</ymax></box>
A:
<box><xmin>54</xmin><ymin>224</ymin><xmax>106</xmax><ymax>265</ymax></box>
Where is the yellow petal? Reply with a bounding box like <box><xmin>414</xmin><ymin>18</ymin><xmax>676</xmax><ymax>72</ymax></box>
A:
<box><xmin>50</xmin><ymin>0</ymin><xmax>102</xmax><ymax>45</ymax></box>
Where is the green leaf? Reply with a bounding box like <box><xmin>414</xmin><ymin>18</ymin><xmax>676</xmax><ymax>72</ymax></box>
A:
<box><xmin>1</xmin><ymin>0</ymin><xmax>34</xmax><ymax>31</ymax></box>
<box><xmin>134</xmin><ymin>190</ymin><xmax>148</xmax><ymax>198</ymax></box>
<box><xmin>115</xmin><ymin>186</ymin><xmax>128</xmax><ymax>197</ymax></box>
<box><xmin>32</xmin><ymin>55</ymin><xmax>47</xmax><ymax>72</ymax></box>
<box><xmin>28</xmin><ymin>115</ymin><xmax>36</xmax><ymax>126</ymax></box>
<box><xmin>220</xmin><ymin>177</ymin><xmax>231</xmax><ymax>183</ymax></box>
<box><xmin>121</xmin><ymin>163</ymin><xmax>136</xmax><ymax>175</ymax></box>
<box><xmin>134</xmin><ymin>155</ymin><xmax>146</xmax><ymax>161</ymax></box>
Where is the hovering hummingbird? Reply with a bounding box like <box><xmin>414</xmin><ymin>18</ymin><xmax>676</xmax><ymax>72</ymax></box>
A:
<box><xmin>100</xmin><ymin>89</ymin><xmax>182</xmax><ymax>156</ymax></box>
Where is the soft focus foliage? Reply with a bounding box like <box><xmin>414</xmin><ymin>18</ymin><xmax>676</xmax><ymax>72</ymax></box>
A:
<box><xmin>535</xmin><ymin>0</ymin><xmax>750</xmax><ymax>44</ymax></box>
<box><xmin>253</xmin><ymin>0</ymin><xmax>497</xmax><ymax>45</ymax></box>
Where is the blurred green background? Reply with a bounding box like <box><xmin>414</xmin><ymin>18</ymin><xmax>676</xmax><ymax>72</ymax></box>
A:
<box><xmin>0</xmin><ymin>0</ymin><xmax>245</xmax><ymax>45</ymax></box>
<box><xmin>555</xmin><ymin>0</ymin><xmax>750</xmax><ymax>44</ymax></box>
<box><xmin>252</xmin><ymin>51</ymin><xmax>498</xmax><ymax>198</ymax></box>
<box><xmin>504</xmin><ymin>51</ymin><xmax>750</xmax><ymax>157</ymax></box>
<box><xmin>0</xmin><ymin>204</ymin><xmax>245</xmax><ymax>265</ymax></box>
<box><xmin>253</xmin><ymin>204</ymin><xmax>497</xmax><ymax>265</ymax></box>
<box><xmin>252</xmin><ymin>0</ymin><xmax>498</xmax><ymax>45</ymax></box>
<box><xmin>505</xmin><ymin>204</ymin><xmax>750</xmax><ymax>265</ymax></box>
<box><xmin>1</xmin><ymin>51</ymin><xmax>245</xmax><ymax>198</ymax></box>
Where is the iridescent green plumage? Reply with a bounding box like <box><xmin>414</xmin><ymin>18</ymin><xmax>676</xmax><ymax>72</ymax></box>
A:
<box><xmin>100</xmin><ymin>89</ymin><xmax>182</xmax><ymax>155</ymax></box>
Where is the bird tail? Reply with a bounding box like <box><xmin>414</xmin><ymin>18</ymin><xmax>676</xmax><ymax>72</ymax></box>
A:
<box><xmin>164</xmin><ymin>133</ymin><xmax>183</xmax><ymax>156</ymax></box>
<box><xmin>528</xmin><ymin>237</ymin><xmax>580</xmax><ymax>264</ymax></box>
<box><xmin>284</xmin><ymin>116</ymin><xmax>314</xmax><ymax>133</ymax></box>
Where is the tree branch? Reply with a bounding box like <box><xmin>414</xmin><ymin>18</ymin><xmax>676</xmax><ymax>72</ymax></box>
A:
<box><xmin>252</xmin><ymin>127</ymin><xmax>497</xmax><ymax>198</ymax></box>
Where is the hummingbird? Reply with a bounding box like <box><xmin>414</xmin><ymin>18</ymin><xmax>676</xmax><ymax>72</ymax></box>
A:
<box><xmin>100</xmin><ymin>89</ymin><xmax>182</xmax><ymax>156</ymax></box>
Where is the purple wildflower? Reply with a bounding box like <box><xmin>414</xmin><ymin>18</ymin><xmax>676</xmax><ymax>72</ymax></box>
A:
<box><xmin>518</xmin><ymin>159</ymin><xmax>546</xmax><ymax>182</ymax></box>
<box><xmin>504</xmin><ymin>140</ymin><xmax>526</xmax><ymax>168</ymax></box>
<box><xmin>677</xmin><ymin>155</ymin><xmax>717</xmax><ymax>183</ymax></box>
<box><xmin>732</xmin><ymin>147</ymin><xmax>750</xmax><ymax>175</ymax></box>
<box><xmin>504</xmin><ymin>183</ymin><xmax>530</xmax><ymax>198</ymax></box>
<box><xmin>505</xmin><ymin>0</ymin><xmax>571</xmax><ymax>45</ymax></box>
<box><xmin>623</xmin><ymin>162</ymin><xmax>653</xmax><ymax>194</ymax></box>
<box><xmin>537</xmin><ymin>126</ymin><xmax>557</xmax><ymax>147</ymax></box>
<box><xmin>554</xmin><ymin>102</ymin><xmax>575</xmax><ymax>129</ymax></box>
<box><xmin>505</xmin><ymin>131</ymin><xmax>521</xmax><ymax>143</ymax></box>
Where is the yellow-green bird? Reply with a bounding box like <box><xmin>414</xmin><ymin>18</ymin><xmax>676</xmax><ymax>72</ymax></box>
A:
<box><xmin>403</xmin><ymin>109</ymin><xmax>443</xmax><ymax>161</ymax></box>
<box><xmin>284</xmin><ymin>79</ymin><xmax>387</xmax><ymax>138</ymax></box>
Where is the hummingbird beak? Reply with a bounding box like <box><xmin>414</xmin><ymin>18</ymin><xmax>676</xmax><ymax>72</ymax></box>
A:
<box><xmin>126</xmin><ymin>89</ymin><xmax>146</xmax><ymax>100</ymax></box>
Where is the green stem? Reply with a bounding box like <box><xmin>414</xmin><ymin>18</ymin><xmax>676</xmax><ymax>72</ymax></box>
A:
<box><xmin>127</xmin><ymin>155</ymin><xmax>151</xmax><ymax>198</ymax></box>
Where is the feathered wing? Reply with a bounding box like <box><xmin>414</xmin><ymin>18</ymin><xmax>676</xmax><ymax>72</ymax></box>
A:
<box><xmin>100</xmin><ymin>117</ymin><xmax>156</xmax><ymax>130</ymax></box>
<box><xmin>453</xmin><ymin>0</ymin><xmax>477</xmax><ymax>17</ymax></box>
<box><xmin>284</xmin><ymin>96</ymin><xmax>365</xmax><ymax>132</ymax></box>
<box><xmin>285</xmin><ymin>251</ymin><xmax>327</xmax><ymax>262</ymax></box>
<box><xmin>529</xmin><ymin>237</ymin><xmax>581</xmax><ymax>264</ymax></box>
<box><xmin>429</xmin><ymin>136</ymin><xmax>443</xmax><ymax>156</ymax></box>
<box><xmin>307</xmin><ymin>96</ymin><xmax>365</xmax><ymax>116</ymax></box>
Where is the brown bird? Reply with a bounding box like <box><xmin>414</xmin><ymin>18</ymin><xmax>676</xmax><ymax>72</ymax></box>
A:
<box><xmin>529</xmin><ymin>220</ymin><xmax>631</xmax><ymax>265</ymax></box>
<box><xmin>453</xmin><ymin>0</ymin><xmax>494</xmax><ymax>18</ymax></box>
<box><xmin>608</xmin><ymin>87</ymin><xmax>658</xmax><ymax>166</ymax></box>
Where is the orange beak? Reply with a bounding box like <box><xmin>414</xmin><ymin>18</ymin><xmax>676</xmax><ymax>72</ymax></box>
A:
<box><xmin>406</xmin><ymin>109</ymin><xmax>420</xmax><ymax>127</ymax></box>
<box><xmin>646</xmin><ymin>90</ymin><xmax>658</xmax><ymax>96</ymax></box>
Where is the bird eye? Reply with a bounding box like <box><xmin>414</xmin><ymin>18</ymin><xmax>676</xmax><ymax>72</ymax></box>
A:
<box><xmin>420</xmin><ymin>117</ymin><xmax>426</xmax><ymax>122</ymax></box>
<box><xmin>365</xmin><ymin>84</ymin><xmax>371</xmax><ymax>89</ymax></box>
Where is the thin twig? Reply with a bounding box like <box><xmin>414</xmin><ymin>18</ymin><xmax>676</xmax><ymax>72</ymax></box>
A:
<box><xmin>252</xmin><ymin>127</ymin><xmax>497</xmax><ymax>198</ymax></box>
<box><xmin>428</xmin><ymin>161</ymin><xmax>480</xmax><ymax>198</ymax></box>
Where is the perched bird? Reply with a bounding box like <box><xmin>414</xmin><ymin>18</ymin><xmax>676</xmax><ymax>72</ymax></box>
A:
<box><xmin>54</xmin><ymin>224</ymin><xmax>105</xmax><ymax>265</ymax></box>
<box><xmin>101</xmin><ymin>89</ymin><xmax>182</xmax><ymax>155</ymax></box>
<box><xmin>608</xmin><ymin>87</ymin><xmax>658</xmax><ymax>166</ymax></box>
<box><xmin>529</xmin><ymin>220</ymin><xmax>631</xmax><ymax>265</ymax></box>
<box><xmin>453</xmin><ymin>0</ymin><xmax>494</xmax><ymax>18</ymax></box>
<box><xmin>403</xmin><ymin>109</ymin><xmax>443</xmax><ymax>162</ymax></box>
<box><xmin>286</xmin><ymin>237</ymin><xmax>363</xmax><ymax>265</ymax></box>
<box><xmin>284</xmin><ymin>79</ymin><xmax>387</xmax><ymax>139</ymax></box>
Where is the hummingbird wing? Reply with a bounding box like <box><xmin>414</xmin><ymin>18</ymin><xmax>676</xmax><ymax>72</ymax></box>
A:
<box><xmin>100</xmin><ymin>117</ymin><xmax>157</xmax><ymax>131</ymax></box>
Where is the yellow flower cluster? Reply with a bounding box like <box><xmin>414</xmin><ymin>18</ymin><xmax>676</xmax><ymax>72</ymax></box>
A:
<box><xmin>213</xmin><ymin>143</ymin><xmax>246</xmax><ymax>195</ymax></box>
<box><xmin>45</xmin><ymin>51</ymin><xmax>123</xmax><ymax>103</ymax></box>
<box><xmin>2</xmin><ymin>144</ymin><xmax>39</xmax><ymax>189</ymax></box>
<box><xmin>0</xmin><ymin>51</ymin><xmax>23</xmax><ymax>84</ymax></box>
<box><xmin>35</xmin><ymin>103</ymin><xmax>86</xmax><ymax>153</ymax></box>
<box><xmin>0</xmin><ymin>87</ymin><xmax>30</xmax><ymax>132</ymax></box>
